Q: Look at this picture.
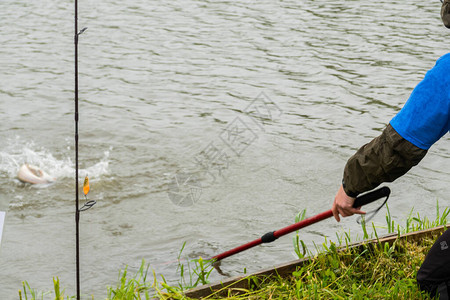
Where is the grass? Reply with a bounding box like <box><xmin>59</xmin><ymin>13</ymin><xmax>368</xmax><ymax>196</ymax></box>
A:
<box><xmin>160</xmin><ymin>200</ymin><xmax>448</xmax><ymax>299</ymax></box>
<box><xmin>19</xmin><ymin>261</ymin><xmax>153</xmax><ymax>300</ymax></box>
<box><xmin>106</xmin><ymin>259</ymin><xmax>152</xmax><ymax>299</ymax></box>
<box><xmin>193</xmin><ymin>234</ymin><xmax>439</xmax><ymax>299</ymax></box>
<box><xmin>18</xmin><ymin>278</ymin><xmax>73</xmax><ymax>300</ymax></box>
<box><xmin>19</xmin><ymin>200</ymin><xmax>448</xmax><ymax>299</ymax></box>
<box><xmin>293</xmin><ymin>201</ymin><xmax>450</xmax><ymax>261</ymax></box>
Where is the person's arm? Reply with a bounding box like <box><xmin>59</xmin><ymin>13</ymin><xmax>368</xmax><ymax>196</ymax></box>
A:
<box><xmin>343</xmin><ymin>124</ymin><xmax>427</xmax><ymax>196</ymax></box>
<box><xmin>332</xmin><ymin>53</ymin><xmax>450</xmax><ymax>222</ymax></box>
<box><xmin>332</xmin><ymin>124</ymin><xmax>427</xmax><ymax>221</ymax></box>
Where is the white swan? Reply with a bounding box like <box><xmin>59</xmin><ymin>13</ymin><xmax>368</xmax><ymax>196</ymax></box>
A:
<box><xmin>17</xmin><ymin>164</ymin><xmax>55</xmax><ymax>184</ymax></box>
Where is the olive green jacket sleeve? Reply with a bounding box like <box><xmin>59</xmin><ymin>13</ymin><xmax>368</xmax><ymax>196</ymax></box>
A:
<box><xmin>342</xmin><ymin>124</ymin><xmax>427</xmax><ymax>197</ymax></box>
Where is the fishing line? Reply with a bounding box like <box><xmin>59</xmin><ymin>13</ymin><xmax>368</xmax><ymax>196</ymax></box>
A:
<box><xmin>79</xmin><ymin>199</ymin><xmax>97</xmax><ymax>211</ymax></box>
<box><xmin>356</xmin><ymin>193</ymin><xmax>390</xmax><ymax>224</ymax></box>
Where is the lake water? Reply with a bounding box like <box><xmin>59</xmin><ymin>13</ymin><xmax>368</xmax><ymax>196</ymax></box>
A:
<box><xmin>0</xmin><ymin>0</ymin><xmax>449</xmax><ymax>298</ymax></box>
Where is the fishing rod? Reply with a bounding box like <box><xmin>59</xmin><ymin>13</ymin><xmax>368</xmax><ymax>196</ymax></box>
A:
<box><xmin>211</xmin><ymin>186</ymin><xmax>391</xmax><ymax>262</ymax></box>
<box><xmin>74</xmin><ymin>0</ymin><xmax>81</xmax><ymax>294</ymax></box>
<box><xmin>74</xmin><ymin>0</ymin><xmax>93</xmax><ymax>298</ymax></box>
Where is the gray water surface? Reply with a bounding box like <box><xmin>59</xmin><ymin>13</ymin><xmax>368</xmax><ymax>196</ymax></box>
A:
<box><xmin>0</xmin><ymin>0</ymin><xmax>449</xmax><ymax>298</ymax></box>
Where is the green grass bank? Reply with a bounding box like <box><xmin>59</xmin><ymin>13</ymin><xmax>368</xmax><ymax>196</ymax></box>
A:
<box><xmin>20</xmin><ymin>203</ymin><xmax>448</xmax><ymax>299</ymax></box>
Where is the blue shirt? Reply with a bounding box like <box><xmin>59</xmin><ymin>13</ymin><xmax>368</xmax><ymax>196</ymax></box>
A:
<box><xmin>390</xmin><ymin>53</ymin><xmax>450</xmax><ymax>150</ymax></box>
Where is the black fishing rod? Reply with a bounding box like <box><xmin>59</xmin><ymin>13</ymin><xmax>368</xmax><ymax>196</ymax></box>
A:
<box><xmin>74</xmin><ymin>0</ymin><xmax>80</xmax><ymax>296</ymax></box>
<box><xmin>74</xmin><ymin>0</ymin><xmax>91</xmax><ymax>298</ymax></box>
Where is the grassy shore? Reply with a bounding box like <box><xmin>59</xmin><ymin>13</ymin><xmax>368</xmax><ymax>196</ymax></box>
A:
<box><xmin>175</xmin><ymin>233</ymin><xmax>439</xmax><ymax>299</ymax></box>
<box><xmin>19</xmin><ymin>203</ymin><xmax>448</xmax><ymax>299</ymax></box>
<box><xmin>156</xmin><ymin>202</ymin><xmax>448</xmax><ymax>299</ymax></box>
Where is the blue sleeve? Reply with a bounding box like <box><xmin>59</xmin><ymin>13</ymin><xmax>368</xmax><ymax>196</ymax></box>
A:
<box><xmin>390</xmin><ymin>53</ymin><xmax>450</xmax><ymax>150</ymax></box>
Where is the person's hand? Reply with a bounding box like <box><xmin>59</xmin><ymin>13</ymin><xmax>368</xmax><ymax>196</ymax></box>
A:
<box><xmin>332</xmin><ymin>185</ymin><xmax>365</xmax><ymax>222</ymax></box>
